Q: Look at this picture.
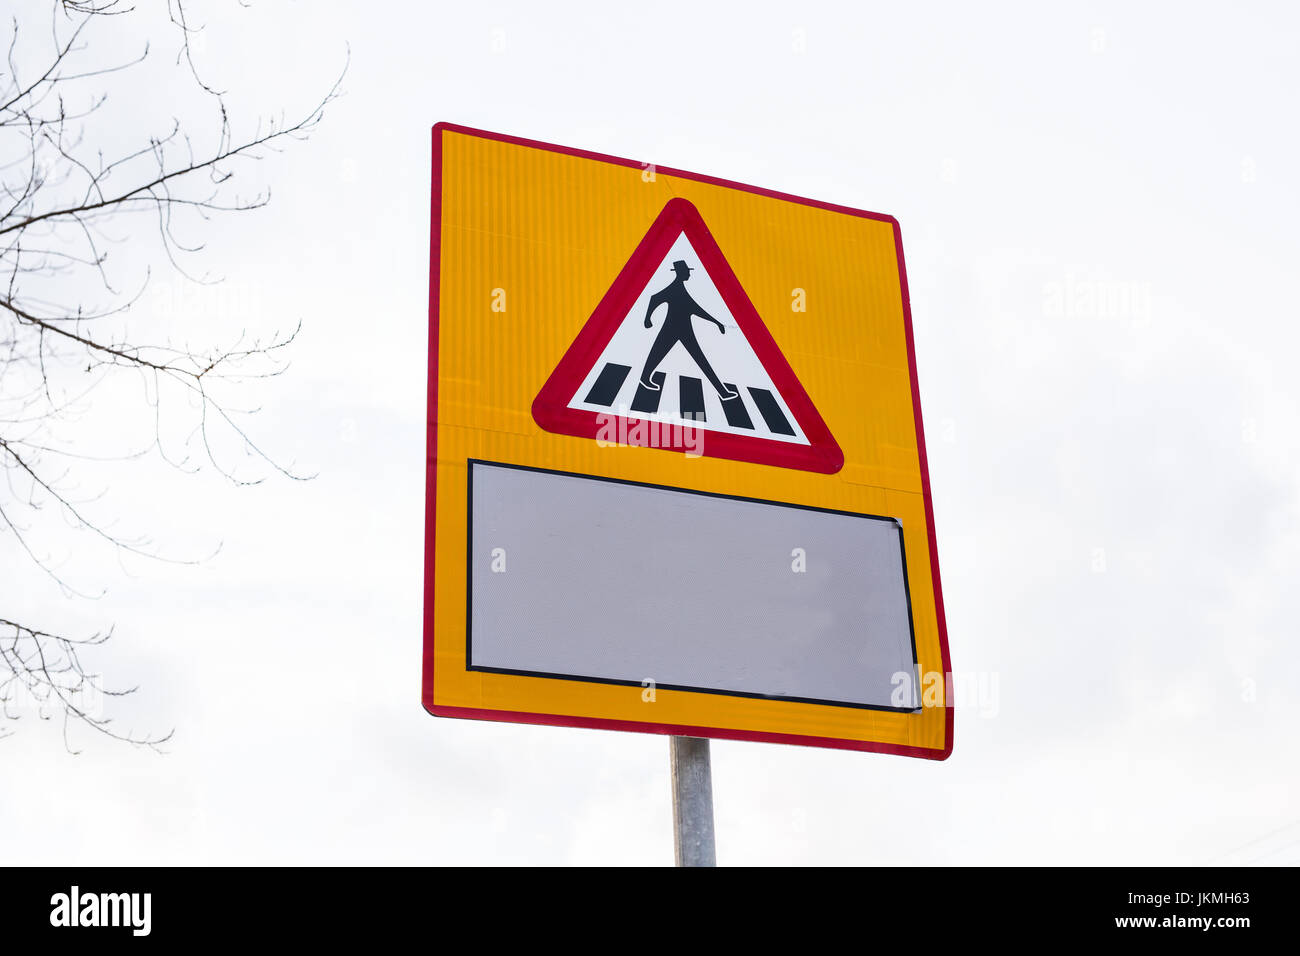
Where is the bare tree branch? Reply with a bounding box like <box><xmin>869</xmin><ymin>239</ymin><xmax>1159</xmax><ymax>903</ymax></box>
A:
<box><xmin>1</xmin><ymin>1</ymin><xmax>343</xmax><ymax>748</ymax></box>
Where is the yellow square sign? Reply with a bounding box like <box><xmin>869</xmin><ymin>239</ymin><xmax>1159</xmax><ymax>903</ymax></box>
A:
<box><xmin>424</xmin><ymin>123</ymin><xmax>952</xmax><ymax>758</ymax></box>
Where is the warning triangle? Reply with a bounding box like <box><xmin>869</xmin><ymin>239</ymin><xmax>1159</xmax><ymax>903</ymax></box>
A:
<box><xmin>532</xmin><ymin>198</ymin><xmax>844</xmax><ymax>474</ymax></box>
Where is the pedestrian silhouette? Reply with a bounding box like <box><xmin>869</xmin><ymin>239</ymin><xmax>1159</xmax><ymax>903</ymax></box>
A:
<box><xmin>638</xmin><ymin>260</ymin><xmax>739</xmax><ymax>400</ymax></box>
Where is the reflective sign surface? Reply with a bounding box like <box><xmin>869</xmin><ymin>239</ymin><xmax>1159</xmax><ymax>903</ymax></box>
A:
<box><xmin>425</xmin><ymin>123</ymin><xmax>952</xmax><ymax>758</ymax></box>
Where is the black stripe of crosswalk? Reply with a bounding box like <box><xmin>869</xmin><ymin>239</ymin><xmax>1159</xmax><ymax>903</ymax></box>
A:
<box><xmin>747</xmin><ymin>387</ymin><xmax>795</xmax><ymax>436</ymax></box>
<box><xmin>630</xmin><ymin>371</ymin><xmax>667</xmax><ymax>413</ymax></box>
<box><xmin>719</xmin><ymin>383</ymin><xmax>753</xmax><ymax>429</ymax></box>
<box><xmin>679</xmin><ymin>376</ymin><xmax>705</xmax><ymax>423</ymax></box>
<box><xmin>584</xmin><ymin>363</ymin><xmax>632</xmax><ymax>407</ymax></box>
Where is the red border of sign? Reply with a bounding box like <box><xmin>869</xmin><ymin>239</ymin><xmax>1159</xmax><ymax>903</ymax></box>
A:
<box><xmin>424</xmin><ymin>122</ymin><xmax>953</xmax><ymax>760</ymax></box>
<box><xmin>532</xmin><ymin>196</ymin><xmax>844</xmax><ymax>474</ymax></box>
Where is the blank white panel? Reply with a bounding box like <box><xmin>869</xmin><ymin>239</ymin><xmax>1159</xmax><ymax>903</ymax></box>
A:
<box><xmin>468</xmin><ymin>461</ymin><xmax>918</xmax><ymax>710</ymax></box>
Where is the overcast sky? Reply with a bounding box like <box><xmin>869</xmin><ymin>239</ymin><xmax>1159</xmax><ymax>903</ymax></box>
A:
<box><xmin>3</xmin><ymin>1</ymin><xmax>1297</xmax><ymax>865</ymax></box>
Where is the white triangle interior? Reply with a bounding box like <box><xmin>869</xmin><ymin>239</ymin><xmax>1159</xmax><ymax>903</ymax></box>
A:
<box><xmin>567</xmin><ymin>233</ymin><xmax>810</xmax><ymax>445</ymax></box>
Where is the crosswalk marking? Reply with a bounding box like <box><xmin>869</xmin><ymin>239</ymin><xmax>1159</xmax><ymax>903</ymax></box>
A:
<box><xmin>583</xmin><ymin>363</ymin><xmax>631</xmax><ymax>406</ymax></box>
<box><xmin>747</xmin><ymin>387</ymin><xmax>795</xmax><ymax>436</ymax></box>
<box><xmin>678</xmin><ymin>376</ymin><xmax>706</xmax><ymax>422</ymax></box>
<box><xmin>720</xmin><ymin>384</ymin><xmax>753</xmax><ymax>430</ymax></box>
<box><xmin>630</xmin><ymin>370</ymin><xmax>666</xmax><ymax>414</ymax></box>
<box><xmin>582</xmin><ymin>363</ymin><xmax>811</xmax><ymax>441</ymax></box>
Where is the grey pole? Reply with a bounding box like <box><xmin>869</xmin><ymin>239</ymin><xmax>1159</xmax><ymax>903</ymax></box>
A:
<box><xmin>670</xmin><ymin>736</ymin><xmax>716</xmax><ymax>866</ymax></box>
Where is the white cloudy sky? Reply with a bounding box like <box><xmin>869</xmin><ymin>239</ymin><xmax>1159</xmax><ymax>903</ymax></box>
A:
<box><xmin>3</xmin><ymin>1</ymin><xmax>1297</xmax><ymax>865</ymax></box>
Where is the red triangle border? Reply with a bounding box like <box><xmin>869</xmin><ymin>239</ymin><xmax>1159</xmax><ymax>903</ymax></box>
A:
<box><xmin>531</xmin><ymin>198</ymin><xmax>844</xmax><ymax>474</ymax></box>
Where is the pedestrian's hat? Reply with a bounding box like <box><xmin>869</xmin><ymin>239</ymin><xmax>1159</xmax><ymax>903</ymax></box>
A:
<box><xmin>671</xmin><ymin>260</ymin><xmax>693</xmax><ymax>273</ymax></box>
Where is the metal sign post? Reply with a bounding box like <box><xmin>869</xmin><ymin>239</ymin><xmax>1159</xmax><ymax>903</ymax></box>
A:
<box><xmin>670</xmin><ymin>736</ymin><xmax>716</xmax><ymax>866</ymax></box>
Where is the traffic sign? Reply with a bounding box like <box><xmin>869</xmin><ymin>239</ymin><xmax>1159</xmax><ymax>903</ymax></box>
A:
<box><xmin>425</xmin><ymin>123</ymin><xmax>953</xmax><ymax>759</ymax></box>
<box><xmin>533</xmin><ymin>196</ymin><xmax>843</xmax><ymax>474</ymax></box>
